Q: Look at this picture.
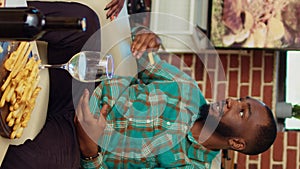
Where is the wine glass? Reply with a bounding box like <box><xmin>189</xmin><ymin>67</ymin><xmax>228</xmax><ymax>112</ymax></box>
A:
<box><xmin>39</xmin><ymin>51</ymin><xmax>114</xmax><ymax>82</ymax></box>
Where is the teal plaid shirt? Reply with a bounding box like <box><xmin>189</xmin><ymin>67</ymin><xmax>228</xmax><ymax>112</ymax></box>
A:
<box><xmin>80</xmin><ymin>54</ymin><xmax>219</xmax><ymax>169</ymax></box>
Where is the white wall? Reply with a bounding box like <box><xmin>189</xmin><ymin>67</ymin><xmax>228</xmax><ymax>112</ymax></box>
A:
<box><xmin>285</xmin><ymin>51</ymin><xmax>300</xmax><ymax>129</ymax></box>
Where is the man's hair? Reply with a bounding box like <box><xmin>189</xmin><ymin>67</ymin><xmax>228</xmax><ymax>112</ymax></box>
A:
<box><xmin>240</xmin><ymin>105</ymin><xmax>277</xmax><ymax>155</ymax></box>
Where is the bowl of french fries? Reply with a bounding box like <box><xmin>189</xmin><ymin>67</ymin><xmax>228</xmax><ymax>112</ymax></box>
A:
<box><xmin>0</xmin><ymin>41</ymin><xmax>42</xmax><ymax>139</ymax></box>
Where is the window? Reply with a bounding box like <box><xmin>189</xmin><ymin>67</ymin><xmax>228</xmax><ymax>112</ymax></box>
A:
<box><xmin>285</xmin><ymin>51</ymin><xmax>300</xmax><ymax>130</ymax></box>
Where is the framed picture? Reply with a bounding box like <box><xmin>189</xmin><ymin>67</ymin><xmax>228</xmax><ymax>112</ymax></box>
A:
<box><xmin>207</xmin><ymin>0</ymin><xmax>300</xmax><ymax>50</ymax></box>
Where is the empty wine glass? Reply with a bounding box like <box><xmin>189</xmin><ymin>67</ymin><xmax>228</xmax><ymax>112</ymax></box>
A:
<box><xmin>39</xmin><ymin>51</ymin><xmax>114</xmax><ymax>82</ymax></box>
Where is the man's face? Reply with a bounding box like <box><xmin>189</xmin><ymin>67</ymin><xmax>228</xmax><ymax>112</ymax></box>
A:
<box><xmin>200</xmin><ymin>97</ymin><xmax>270</xmax><ymax>140</ymax></box>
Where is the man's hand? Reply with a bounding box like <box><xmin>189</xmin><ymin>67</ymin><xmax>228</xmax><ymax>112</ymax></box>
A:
<box><xmin>74</xmin><ymin>89</ymin><xmax>109</xmax><ymax>157</ymax></box>
<box><xmin>104</xmin><ymin>0</ymin><xmax>125</xmax><ymax>20</ymax></box>
<box><xmin>131</xmin><ymin>28</ymin><xmax>162</xmax><ymax>59</ymax></box>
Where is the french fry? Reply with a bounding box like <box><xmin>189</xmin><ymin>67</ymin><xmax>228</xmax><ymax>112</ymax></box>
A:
<box><xmin>20</xmin><ymin>84</ymin><xmax>30</xmax><ymax>103</ymax></box>
<box><xmin>21</xmin><ymin>118</ymin><xmax>30</xmax><ymax>128</ymax></box>
<box><xmin>27</xmin><ymin>61</ymin><xmax>39</xmax><ymax>82</ymax></box>
<box><xmin>9</xmin><ymin>105</ymin><xmax>14</xmax><ymax>112</ymax></box>
<box><xmin>5</xmin><ymin>84</ymin><xmax>16</xmax><ymax>102</ymax></box>
<box><xmin>11</xmin><ymin>44</ymin><xmax>31</xmax><ymax>78</ymax></box>
<box><xmin>12</xmin><ymin>102</ymin><xmax>19</xmax><ymax>111</ymax></box>
<box><xmin>21</xmin><ymin>111</ymin><xmax>31</xmax><ymax>128</ymax></box>
<box><xmin>4</xmin><ymin>41</ymin><xmax>26</xmax><ymax>71</ymax></box>
<box><xmin>31</xmin><ymin>87</ymin><xmax>41</xmax><ymax>99</ymax></box>
<box><xmin>13</xmin><ymin>123</ymin><xmax>21</xmax><ymax>131</ymax></box>
<box><xmin>12</xmin><ymin>69</ymin><xmax>29</xmax><ymax>85</ymax></box>
<box><xmin>12</xmin><ymin>104</ymin><xmax>25</xmax><ymax>118</ymax></box>
<box><xmin>15</xmin><ymin>127</ymin><xmax>24</xmax><ymax>138</ymax></box>
<box><xmin>11</xmin><ymin>42</ymin><xmax>29</xmax><ymax>77</ymax></box>
<box><xmin>6</xmin><ymin>112</ymin><xmax>13</xmax><ymax>122</ymax></box>
<box><xmin>24</xmin><ymin>57</ymin><xmax>35</xmax><ymax>71</ymax></box>
<box><xmin>1</xmin><ymin>73</ymin><xmax>12</xmax><ymax>91</ymax></box>
<box><xmin>15</xmin><ymin>113</ymin><xmax>22</xmax><ymax>124</ymax></box>
<box><xmin>10</xmin><ymin>92</ymin><xmax>17</xmax><ymax>105</ymax></box>
<box><xmin>15</xmin><ymin>80</ymin><xmax>25</xmax><ymax>96</ymax></box>
<box><xmin>0</xmin><ymin>85</ymin><xmax>11</xmax><ymax>107</ymax></box>
<box><xmin>4</xmin><ymin>52</ymin><xmax>16</xmax><ymax>71</ymax></box>
<box><xmin>7</xmin><ymin>118</ymin><xmax>14</xmax><ymax>127</ymax></box>
<box><xmin>10</xmin><ymin>130</ymin><xmax>16</xmax><ymax>139</ymax></box>
<box><xmin>13</xmin><ymin>42</ymin><xmax>26</xmax><ymax>60</ymax></box>
<box><xmin>25</xmin><ymin>76</ymin><xmax>40</xmax><ymax>102</ymax></box>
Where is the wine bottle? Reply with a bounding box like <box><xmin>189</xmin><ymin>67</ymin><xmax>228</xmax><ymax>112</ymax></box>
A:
<box><xmin>0</xmin><ymin>6</ymin><xmax>86</xmax><ymax>41</ymax></box>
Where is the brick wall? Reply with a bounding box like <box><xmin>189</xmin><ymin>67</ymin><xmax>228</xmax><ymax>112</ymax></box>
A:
<box><xmin>160</xmin><ymin>49</ymin><xmax>300</xmax><ymax>169</ymax></box>
<box><xmin>160</xmin><ymin>50</ymin><xmax>277</xmax><ymax>106</ymax></box>
<box><xmin>235</xmin><ymin>131</ymin><xmax>300</xmax><ymax>169</ymax></box>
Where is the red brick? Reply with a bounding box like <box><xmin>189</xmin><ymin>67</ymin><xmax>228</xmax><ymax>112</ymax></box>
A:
<box><xmin>218</xmin><ymin>68</ymin><xmax>227</xmax><ymax>82</ymax></box>
<box><xmin>219</xmin><ymin>54</ymin><xmax>228</xmax><ymax>70</ymax></box>
<box><xmin>245</xmin><ymin>50</ymin><xmax>251</xmax><ymax>54</ymax></box>
<box><xmin>272</xmin><ymin>164</ymin><xmax>283</xmax><ymax>169</ymax></box>
<box><xmin>263</xmin><ymin>86</ymin><xmax>273</xmax><ymax>108</ymax></box>
<box><xmin>264</xmin><ymin>55</ymin><xmax>274</xmax><ymax>83</ymax></box>
<box><xmin>159</xmin><ymin>52</ymin><xmax>170</xmax><ymax>62</ymax></box>
<box><xmin>264</xmin><ymin>50</ymin><xmax>275</xmax><ymax>55</ymax></box>
<box><xmin>249</xmin><ymin>155</ymin><xmax>258</xmax><ymax>160</ymax></box>
<box><xmin>205</xmin><ymin>71</ymin><xmax>215</xmax><ymax>99</ymax></box>
<box><xmin>241</xmin><ymin>54</ymin><xmax>250</xmax><ymax>57</ymax></box>
<box><xmin>237</xmin><ymin>153</ymin><xmax>247</xmax><ymax>169</ymax></box>
<box><xmin>171</xmin><ymin>53</ymin><xmax>181</xmax><ymax>68</ymax></box>
<box><xmin>261</xmin><ymin>149</ymin><xmax>271</xmax><ymax>169</ymax></box>
<box><xmin>218</xmin><ymin>55</ymin><xmax>227</xmax><ymax>81</ymax></box>
<box><xmin>240</xmin><ymin>85</ymin><xmax>249</xmax><ymax>97</ymax></box>
<box><xmin>251</xmin><ymin>70</ymin><xmax>262</xmax><ymax>97</ymax></box>
<box><xmin>195</xmin><ymin>54</ymin><xmax>205</xmax><ymax>81</ymax></box>
<box><xmin>230</xmin><ymin>54</ymin><xmax>239</xmax><ymax>68</ymax></box>
<box><xmin>198</xmin><ymin>83</ymin><xmax>203</xmax><ymax>92</ymax></box>
<box><xmin>287</xmin><ymin>149</ymin><xmax>297</xmax><ymax>169</ymax></box>
<box><xmin>207</xmin><ymin>54</ymin><xmax>216</xmax><ymax>69</ymax></box>
<box><xmin>249</xmin><ymin>164</ymin><xmax>258</xmax><ymax>169</ymax></box>
<box><xmin>183</xmin><ymin>53</ymin><xmax>194</xmax><ymax>67</ymax></box>
<box><xmin>183</xmin><ymin>69</ymin><xmax>192</xmax><ymax>77</ymax></box>
<box><xmin>273</xmin><ymin>132</ymin><xmax>284</xmax><ymax>161</ymax></box>
<box><xmin>218</xmin><ymin>53</ymin><xmax>227</xmax><ymax>58</ymax></box>
<box><xmin>217</xmin><ymin>83</ymin><xmax>226</xmax><ymax>101</ymax></box>
<box><xmin>241</xmin><ymin>56</ymin><xmax>250</xmax><ymax>83</ymax></box>
<box><xmin>229</xmin><ymin>71</ymin><xmax>238</xmax><ymax>97</ymax></box>
<box><xmin>287</xmin><ymin>131</ymin><xmax>298</xmax><ymax>146</ymax></box>
<box><xmin>252</xmin><ymin>51</ymin><xmax>263</xmax><ymax>67</ymax></box>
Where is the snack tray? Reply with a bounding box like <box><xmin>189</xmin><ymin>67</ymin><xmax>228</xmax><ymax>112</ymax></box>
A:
<box><xmin>0</xmin><ymin>41</ymin><xmax>49</xmax><ymax>165</ymax></box>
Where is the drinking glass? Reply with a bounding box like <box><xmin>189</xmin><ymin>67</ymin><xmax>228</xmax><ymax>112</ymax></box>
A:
<box><xmin>39</xmin><ymin>51</ymin><xmax>114</xmax><ymax>82</ymax></box>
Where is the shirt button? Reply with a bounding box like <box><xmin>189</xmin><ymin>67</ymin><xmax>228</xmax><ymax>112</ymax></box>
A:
<box><xmin>166</xmin><ymin>121</ymin><xmax>171</xmax><ymax>125</ymax></box>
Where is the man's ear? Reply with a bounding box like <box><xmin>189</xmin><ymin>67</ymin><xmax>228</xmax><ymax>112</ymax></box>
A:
<box><xmin>228</xmin><ymin>138</ymin><xmax>246</xmax><ymax>151</ymax></box>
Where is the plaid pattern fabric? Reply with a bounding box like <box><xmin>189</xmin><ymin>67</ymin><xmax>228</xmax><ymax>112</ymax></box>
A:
<box><xmin>80</xmin><ymin>54</ymin><xmax>219</xmax><ymax>169</ymax></box>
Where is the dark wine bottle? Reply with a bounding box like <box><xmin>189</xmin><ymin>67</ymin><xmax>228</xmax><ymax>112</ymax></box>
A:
<box><xmin>0</xmin><ymin>6</ymin><xmax>86</xmax><ymax>41</ymax></box>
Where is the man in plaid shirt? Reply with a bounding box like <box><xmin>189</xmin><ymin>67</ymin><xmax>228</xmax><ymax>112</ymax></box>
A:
<box><xmin>75</xmin><ymin>29</ymin><xmax>277</xmax><ymax>169</ymax></box>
